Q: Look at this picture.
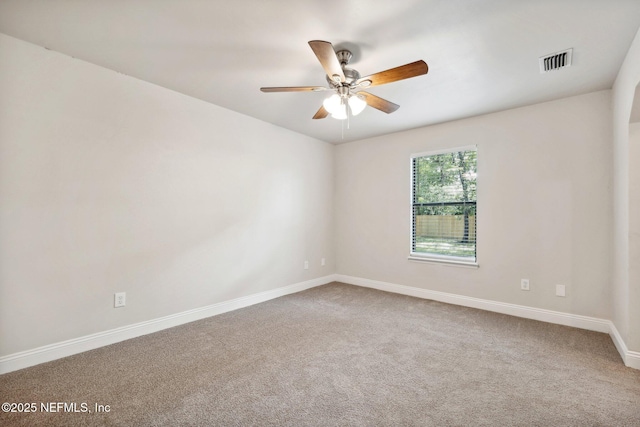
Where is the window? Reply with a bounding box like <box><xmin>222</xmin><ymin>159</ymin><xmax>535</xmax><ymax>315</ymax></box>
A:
<box><xmin>410</xmin><ymin>146</ymin><xmax>477</xmax><ymax>265</ymax></box>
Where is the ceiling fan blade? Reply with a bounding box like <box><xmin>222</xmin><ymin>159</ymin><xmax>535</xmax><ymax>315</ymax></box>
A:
<box><xmin>359</xmin><ymin>91</ymin><xmax>400</xmax><ymax>114</ymax></box>
<box><xmin>356</xmin><ymin>60</ymin><xmax>428</xmax><ymax>88</ymax></box>
<box><xmin>312</xmin><ymin>105</ymin><xmax>329</xmax><ymax>119</ymax></box>
<box><xmin>308</xmin><ymin>40</ymin><xmax>345</xmax><ymax>83</ymax></box>
<box><xmin>260</xmin><ymin>86</ymin><xmax>328</xmax><ymax>92</ymax></box>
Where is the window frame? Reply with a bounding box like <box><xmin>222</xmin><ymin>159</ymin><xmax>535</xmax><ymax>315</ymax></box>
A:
<box><xmin>408</xmin><ymin>145</ymin><xmax>479</xmax><ymax>268</ymax></box>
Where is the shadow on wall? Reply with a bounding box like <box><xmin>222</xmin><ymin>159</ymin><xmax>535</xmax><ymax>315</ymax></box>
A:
<box><xmin>629</xmin><ymin>82</ymin><xmax>640</xmax><ymax>352</ymax></box>
<box><xmin>630</xmin><ymin>85</ymin><xmax>640</xmax><ymax>123</ymax></box>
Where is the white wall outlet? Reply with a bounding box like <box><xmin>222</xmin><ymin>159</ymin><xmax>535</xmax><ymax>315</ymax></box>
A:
<box><xmin>114</xmin><ymin>292</ymin><xmax>126</xmax><ymax>308</ymax></box>
<box><xmin>556</xmin><ymin>284</ymin><xmax>566</xmax><ymax>297</ymax></box>
<box><xmin>521</xmin><ymin>279</ymin><xmax>530</xmax><ymax>291</ymax></box>
<box><xmin>321</xmin><ymin>258</ymin><xmax>326</xmax><ymax>266</ymax></box>
<box><xmin>304</xmin><ymin>261</ymin><xmax>309</xmax><ymax>270</ymax></box>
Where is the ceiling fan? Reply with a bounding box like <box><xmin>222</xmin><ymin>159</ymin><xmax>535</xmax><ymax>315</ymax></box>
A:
<box><xmin>260</xmin><ymin>40</ymin><xmax>428</xmax><ymax>120</ymax></box>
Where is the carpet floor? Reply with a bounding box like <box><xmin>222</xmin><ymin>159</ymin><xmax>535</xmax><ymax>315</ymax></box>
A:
<box><xmin>1</xmin><ymin>282</ymin><xmax>639</xmax><ymax>426</ymax></box>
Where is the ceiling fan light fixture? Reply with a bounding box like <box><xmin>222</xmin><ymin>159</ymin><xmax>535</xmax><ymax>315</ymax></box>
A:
<box><xmin>260</xmin><ymin>40</ymin><xmax>429</xmax><ymax>121</ymax></box>
<box><xmin>348</xmin><ymin>94</ymin><xmax>366</xmax><ymax>116</ymax></box>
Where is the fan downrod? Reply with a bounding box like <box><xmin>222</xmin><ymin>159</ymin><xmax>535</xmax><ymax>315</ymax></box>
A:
<box><xmin>336</xmin><ymin>50</ymin><xmax>352</xmax><ymax>67</ymax></box>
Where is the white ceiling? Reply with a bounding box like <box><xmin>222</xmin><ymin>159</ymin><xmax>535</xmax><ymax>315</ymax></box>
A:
<box><xmin>1</xmin><ymin>0</ymin><xmax>639</xmax><ymax>143</ymax></box>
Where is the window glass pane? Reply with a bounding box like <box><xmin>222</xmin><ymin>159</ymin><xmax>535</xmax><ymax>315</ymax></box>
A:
<box><xmin>412</xmin><ymin>149</ymin><xmax>477</xmax><ymax>260</ymax></box>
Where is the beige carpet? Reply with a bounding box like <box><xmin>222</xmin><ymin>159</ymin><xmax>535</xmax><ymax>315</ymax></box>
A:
<box><xmin>1</xmin><ymin>282</ymin><xmax>639</xmax><ymax>426</ymax></box>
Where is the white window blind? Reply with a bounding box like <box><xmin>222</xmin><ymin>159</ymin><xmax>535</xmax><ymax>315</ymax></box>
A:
<box><xmin>411</xmin><ymin>147</ymin><xmax>477</xmax><ymax>263</ymax></box>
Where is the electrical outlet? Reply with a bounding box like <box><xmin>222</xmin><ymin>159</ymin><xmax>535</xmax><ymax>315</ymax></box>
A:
<box><xmin>521</xmin><ymin>279</ymin><xmax>530</xmax><ymax>291</ymax></box>
<box><xmin>114</xmin><ymin>292</ymin><xmax>126</xmax><ymax>308</ymax></box>
<box><xmin>304</xmin><ymin>261</ymin><xmax>309</xmax><ymax>270</ymax></box>
<box><xmin>556</xmin><ymin>284</ymin><xmax>566</xmax><ymax>297</ymax></box>
<box><xmin>321</xmin><ymin>258</ymin><xmax>326</xmax><ymax>266</ymax></box>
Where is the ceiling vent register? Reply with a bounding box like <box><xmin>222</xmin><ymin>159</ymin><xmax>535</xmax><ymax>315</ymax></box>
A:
<box><xmin>539</xmin><ymin>48</ymin><xmax>572</xmax><ymax>73</ymax></box>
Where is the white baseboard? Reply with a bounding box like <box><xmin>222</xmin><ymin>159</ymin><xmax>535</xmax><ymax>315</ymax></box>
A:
<box><xmin>608</xmin><ymin>322</ymin><xmax>640</xmax><ymax>370</ymax></box>
<box><xmin>0</xmin><ymin>275</ymin><xmax>336</xmax><ymax>375</ymax></box>
<box><xmin>335</xmin><ymin>275</ymin><xmax>610</xmax><ymax>332</ymax></box>
<box><xmin>3</xmin><ymin>273</ymin><xmax>638</xmax><ymax>374</ymax></box>
<box><xmin>335</xmin><ymin>274</ymin><xmax>639</xmax><ymax>370</ymax></box>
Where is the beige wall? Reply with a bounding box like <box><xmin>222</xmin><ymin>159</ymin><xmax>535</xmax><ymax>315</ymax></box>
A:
<box><xmin>0</xmin><ymin>34</ymin><xmax>334</xmax><ymax>356</ymax></box>
<box><xmin>335</xmin><ymin>91</ymin><xmax>612</xmax><ymax>319</ymax></box>
<box><xmin>612</xmin><ymin>26</ymin><xmax>640</xmax><ymax>353</ymax></box>
<box><xmin>1</xmin><ymin>27</ymin><xmax>637</xmax><ymax>363</ymax></box>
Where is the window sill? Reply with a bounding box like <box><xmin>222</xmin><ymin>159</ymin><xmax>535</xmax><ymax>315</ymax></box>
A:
<box><xmin>408</xmin><ymin>254</ymin><xmax>479</xmax><ymax>268</ymax></box>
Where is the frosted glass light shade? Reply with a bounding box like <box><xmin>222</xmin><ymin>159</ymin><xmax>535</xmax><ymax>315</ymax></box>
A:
<box><xmin>331</xmin><ymin>105</ymin><xmax>347</xmax><ymax>120</ymax></box>
<box><xmin>348</xmin><ymin>95</ymin><xmax>366</xmax><ymax>116</ymax></box>
<box><xmin>323</xmin><ymin>94</ymin><xmax>342</xmax><ymax>115</ymax></box>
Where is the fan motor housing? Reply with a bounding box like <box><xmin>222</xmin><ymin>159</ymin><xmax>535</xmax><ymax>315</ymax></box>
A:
<box><xmin>327</xmin><ymin>67</ymin><xmax>361</xmax><ymax>86</ymax></box>
<box><xmin>324</xmin><ymin>49</ymin><xmax>360</xmax><ymax>87</ymax></box>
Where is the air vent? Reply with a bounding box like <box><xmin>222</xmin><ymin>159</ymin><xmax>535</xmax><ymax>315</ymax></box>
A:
<box><xmin>539</xmin><ymin>48</ymin><xmax>572</xmax><ymax>73</ymax></box>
